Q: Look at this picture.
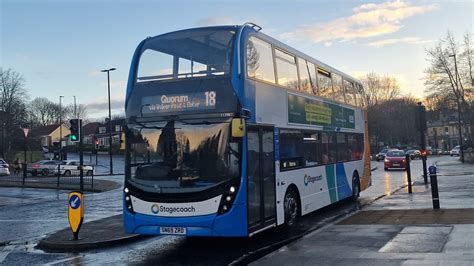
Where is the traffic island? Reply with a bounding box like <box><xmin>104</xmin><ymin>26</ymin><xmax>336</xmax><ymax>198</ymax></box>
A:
<box><xmin>37</xmin><ymin>214</ymin><xmax>146</xmax><ymax>252</ymax></box>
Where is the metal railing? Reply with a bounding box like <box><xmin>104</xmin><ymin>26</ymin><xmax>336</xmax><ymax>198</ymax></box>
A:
<box><xmin>0</xmin><ymin>164</ymin><xmax>94</xmax><ymax>188</ymax></box>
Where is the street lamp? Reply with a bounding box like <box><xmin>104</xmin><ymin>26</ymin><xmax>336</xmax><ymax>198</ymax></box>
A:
<box><xmin>73</xmin><ymin>96</ymin><xmax>77</xmax><ymax>118</ymax></box>
<box><xmin>449</xmin><ymin>54</ymin><xmax>464</xmax><ymax>163</ymax></box>
<box><xmin>59</xmin><ymin>95</ymin><xmax>64</xmax><ymax>159</ymax></box>
<box><xmin>101</xmin><ymin>68</ymin><xmax>116</xmax><ymax>175</ymax></box>
<box><xmin>0</xmin><ymin>107</ymin><xmax>5</xmax><ymax>158</ymax></box>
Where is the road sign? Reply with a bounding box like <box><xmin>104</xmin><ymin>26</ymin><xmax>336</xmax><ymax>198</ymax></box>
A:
<box><xmin>68</xmin><ymin>191</ymin><xmax>84</xmax><ymax>240</ymax></box>
<box><xmin>22</xmin><ymin>128</ymin><xmax>29</xmax><ymax>138</ymax></box>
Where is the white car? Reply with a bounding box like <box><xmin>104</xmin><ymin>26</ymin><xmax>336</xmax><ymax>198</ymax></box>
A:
<box><xmin>0</xmin><ymin>159</ymin><xmax>10</xmax><ymax>176</ymax></box>
<box><xmin>450</xmin><ymin>146</ymin><xmax>461</xmax><ymax>156</ymax></box>
<box><xmin>57</xmin><ymin>160</ymin><xmax>94</xmax><ymax>176</ymax></box>
<box><xmin>0</xmin><ymin>165</ymin><xmax>10</xmax><ymax>176</ymax></box>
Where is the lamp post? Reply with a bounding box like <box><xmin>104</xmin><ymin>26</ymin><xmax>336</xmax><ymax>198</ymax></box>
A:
<box><xmin>449</xmin><ymin>54</ymin><xmax>464</xmax><ymax>163</ymax></box>
<box><xmin>0</xmin><ymin>107</ymin><xmax>4</xmax><ymax>158</ymax></box>
<box><xmin>59</xmin><ymin>95</ymin><xmax>64</xmax><ymax>159</ymax></box>
<box><xmin>101</xmin><ymin>68</ymin><xmax>116</xmax><ymax>175</ymax></box>
<box><xmin>73</xmin><ymin>96</ymin><xmax>77</xmax><ymax>118</ymax></box>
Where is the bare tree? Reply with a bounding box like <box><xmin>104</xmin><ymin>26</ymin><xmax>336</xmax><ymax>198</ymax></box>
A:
<box><xmin>359</xmin><ymin>72</ymin><xmax>401</xmax><ymax>108</ymax></box>
<box><xmin>0</xmin><ymin>68</ymin><xmax>29</xmax><ymax>156</ymax></box>
<box><xmin>29</xmin><ymin>97</ymin><xmax>89</xmax><ymax>127</ymax></box>
<box><xmin>425</xmin><ymin>31</ymin><xmax>473</xmax><ymax>144</ymax></box>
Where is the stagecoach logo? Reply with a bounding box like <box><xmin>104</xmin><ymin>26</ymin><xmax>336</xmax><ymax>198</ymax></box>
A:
<box><xmin>151</xmin><ymin>204</ymin><xmax>160</xmax><ymax>214</ymax></box>
<box><xmin>150</xmin><ymin>203</ymin><xmax>196</xmax><ymax>215</ymax></box>
<box><xmin>304</xmin><ymin>174</ymin><xmax>322</xmax><ymax>186</ymax></box>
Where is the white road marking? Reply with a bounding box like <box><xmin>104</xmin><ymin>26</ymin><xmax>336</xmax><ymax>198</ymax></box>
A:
<box><xmin>0</xmin><ymin>245</ymin><xmax>15</xmax><ymax>264</ymax></box>
<box><xmin>44</xmin><ymin>255</ymin><xmax>83</xmax><ymax>266</ymax></box>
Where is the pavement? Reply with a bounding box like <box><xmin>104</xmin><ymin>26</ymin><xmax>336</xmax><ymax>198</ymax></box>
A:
<box><xmin>254</xmin><ymin>159</ymin><xmax>474</xmax><ymax>265</ymax></box>
<box><xmin>37</xmin><ymin>214</ymin><xmax>144</xmax><ymax>251</ymax></box>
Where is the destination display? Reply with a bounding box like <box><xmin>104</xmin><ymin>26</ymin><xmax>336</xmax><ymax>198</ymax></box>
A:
<box><xmin>288</xmin><ymin>94</ymin><xmax>355</xmax><ymax>129</ymax></box>
<box><xmin>142</xmin><ymin>91</ymin><xmax>217</xmax><ymax>114</ymax></box>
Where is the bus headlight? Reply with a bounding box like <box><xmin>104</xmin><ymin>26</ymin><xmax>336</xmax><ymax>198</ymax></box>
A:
<box><xmin>218</xmin><ymin>180</ymin><xmax>240</xmax><ymax>215</ymax></box>
<box><xmin>124</xmin><ymin>187</ymin><xmax>134</xmax><ymax>214</ymax></box>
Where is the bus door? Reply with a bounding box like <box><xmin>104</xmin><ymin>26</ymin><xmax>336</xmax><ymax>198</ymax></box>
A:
<box><xmin>247</xmin><ymin>126</ymin><xmax>276</xmax><ymax>233</ymax></box>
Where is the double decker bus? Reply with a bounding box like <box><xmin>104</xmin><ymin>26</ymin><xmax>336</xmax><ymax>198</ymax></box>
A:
<box><xmin>123</xmin><ymin>23</ymin><xmax>371</xmax><ymax>237</ymax></box>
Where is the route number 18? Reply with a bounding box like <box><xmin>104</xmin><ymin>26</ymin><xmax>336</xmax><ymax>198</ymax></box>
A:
<box><xmin>205</xmin><ymin>91</ymin><xmax>216</xmax><ymax>107</ymax></box>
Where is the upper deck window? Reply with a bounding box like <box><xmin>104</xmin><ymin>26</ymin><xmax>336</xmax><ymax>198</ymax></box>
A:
<box><xmin>298</xmin><ymin>59</ymin><xmax>314</xmax><ymax>94</ymax></box>
<box><xmin>332</xmin><ymin>73</ymin><xmax>344</xmax><ymax>103</ymax></box>
<box><xmin>344</xmin><ymin>79</ymin><xmax>357</xmax><ymax>106</ymax></box>
<box><xmin>137</xmin><ymin>29</ymin><xmax>234</xmax><ymax>82</ymax></box>
<box><xmin>275</xmin><ymin>49</ymin><xmax>298</xmax><ymax>90</ymax></box>
<box><xmin>247</xmin><ymin>37</ymin><xmax>275</xmax><ymax>83</ymax></box>
<box><xmin>317</xmin><ymin>68</ymin><xmax>333</xmax><ymax>99</ymax></box>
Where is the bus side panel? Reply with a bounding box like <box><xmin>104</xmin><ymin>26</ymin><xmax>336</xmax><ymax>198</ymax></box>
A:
<box><xmin>275</xmin><ymin>160</ymin><xmax>364</xmax><ymax>222</ymax></box>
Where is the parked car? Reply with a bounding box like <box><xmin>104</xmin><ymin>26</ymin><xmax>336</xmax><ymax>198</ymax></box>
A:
<box><xmin>0</xmin><ymin>159</ymin><xmax>10</xmax><ymax>176</ymax></box>
<box><xmin>384</xmin><ymin>150</ymin><xmax>407</xmax><ymax>171</ymax></box>
<box><xmin>405</xmin><ymin>149</ymin><xmax>421</xmax><ymax>160</ymax></box>
<box><xmin>375</xmin><ymin>149</ymin><xmax>390</xmax><ymax>161</ymax></box>
<box><xmin>450</xmin><ymin>146</ymin><xmax>461</xmax><ymax>156</ymax></box>
<box><xmin>57</xmin><ymin>160</ymin><xmax>94</xmax><ymax>176</ymax></box>
<box><xmin>27</xmin><ymin>160</ymin><xmax>61</xmax><ymax>176</ymax></box>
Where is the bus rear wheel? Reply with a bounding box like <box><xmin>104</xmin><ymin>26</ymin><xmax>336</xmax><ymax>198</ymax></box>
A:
<box><xmin>352</xmin><ymin>175</ymin><xmax>360</xmax><ymax>201</ymax></box>
<box><xmin>284</xmin><ymin>187</ymin><xmax>300</xmax><ymax>227</ymax></box>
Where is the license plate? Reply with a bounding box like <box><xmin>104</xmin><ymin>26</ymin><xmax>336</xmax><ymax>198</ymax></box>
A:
<box><xmin>160</xmin><ymin>227</ymin><xmax>186</xmax><ymax>235</ymax></box>
<box><xmin>393</xmin><ymin>163</ymin><xmax>400</xmax><ymax>167</ymax></box>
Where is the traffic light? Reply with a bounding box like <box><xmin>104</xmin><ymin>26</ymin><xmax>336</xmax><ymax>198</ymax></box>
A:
<box><xmin>95</xmin><ymin>138</ymin><xmax>99</xmax><ymax>149</ymax></box>
<box><xmin>415</xmin><ymin>103</ymin><xmax>427</xmax><ymax>132</ymax></box>
<box><xmin>420</xmin><ymin>149</ymin><xmax>428</xmax><ymax>157</ymax></box>
<box><xmin>69</xmin><ymin>119</ymin><xmax>82</xmax><ymax>142</ymax></box>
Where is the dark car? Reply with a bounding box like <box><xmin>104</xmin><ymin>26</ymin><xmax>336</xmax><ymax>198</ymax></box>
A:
<box><xmin>375</xmin><ymin>149</ymin><xmax>389</xmax><ymax>161</ymax></box>
<box><xmin>384</xmin><ymin>150</ymin><xmax>407</xmax><ymax>171</ymax></box>
<box><xmin>405</xmin><ymin>149</ymin><xmax>420</xmax><ymax>160</ymax></box>
<box><xmin>27</xmin><ymin>160</ymin><xmax>61</xmax><ymax>176</ymax></box>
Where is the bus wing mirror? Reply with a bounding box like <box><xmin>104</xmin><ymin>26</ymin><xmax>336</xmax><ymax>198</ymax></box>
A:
<box><xmin>231</xmin><ymin>118</ymin><xmax>245</xmax><ymax>138</ymax></box>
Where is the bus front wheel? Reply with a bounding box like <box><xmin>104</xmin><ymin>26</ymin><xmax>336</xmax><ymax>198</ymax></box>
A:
<box><xmin>284</xmin><ymin>187</ymin><xmax>300</xmax><ymax>227</ymax></box>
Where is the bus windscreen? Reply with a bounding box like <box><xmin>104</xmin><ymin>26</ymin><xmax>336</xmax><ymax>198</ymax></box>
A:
<box><xmin>137</xmin><ymin>29</ymin><xmax>235</xmax><ymax>82</ymax></box>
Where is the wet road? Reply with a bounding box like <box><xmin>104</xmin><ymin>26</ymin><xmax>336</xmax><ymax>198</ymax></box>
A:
<box><xmin>0</xmin><ymin>156</ymin><xmax>451</xmax><ymax>264</ymax></box>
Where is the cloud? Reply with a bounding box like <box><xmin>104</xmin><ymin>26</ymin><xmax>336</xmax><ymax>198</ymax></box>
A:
<box><xmin>196</xmin><ymin>16</ymin><xmax>238</xmax><ymax>26</ymax></box>
<box><xmin>367</xmin><ymin>37</ymin><xmax>433</xmax><ymax>47</ymax></box>
<box><xmin>86</xmin><ymin>99</ymin><xmax>125</xmax><ymax>112</ymax></box>
<box><xmin>280</xmin><ymin>1</ymin><xmax>439</xmax><ymax>44</ymax></box>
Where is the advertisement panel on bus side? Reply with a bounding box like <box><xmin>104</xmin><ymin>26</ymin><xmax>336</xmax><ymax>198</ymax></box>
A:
<box><xmin>287</xmin><ymin>93</ymin><xmax>355</xmax><ymax>129</ymax></box>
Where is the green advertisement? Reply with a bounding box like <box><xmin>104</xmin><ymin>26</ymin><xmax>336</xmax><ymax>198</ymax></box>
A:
<box><xmin>288</xmin><ymin>94</ymin><xmax>355</xmax><ymax>129</ymax></box>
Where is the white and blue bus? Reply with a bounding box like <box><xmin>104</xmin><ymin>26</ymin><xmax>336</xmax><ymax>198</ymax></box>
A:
<box><xmin>123</xmin><ymin>23</ymin><xmax>371</xmax><ymax>237</ymax></box>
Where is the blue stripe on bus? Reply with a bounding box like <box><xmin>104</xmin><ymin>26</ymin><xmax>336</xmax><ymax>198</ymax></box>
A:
<box><xmin>336</xmin><ymin>163</ymin><xmax>352</xmax><ymax>200</ymax></box>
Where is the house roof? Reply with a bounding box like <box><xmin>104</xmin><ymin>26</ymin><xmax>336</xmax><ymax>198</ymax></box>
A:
<box><xmin>82</xmin><ymin>122</ymin><xmax>100</xmax><ymax>136</ymax></box>
<box><xmin>30</xmin><ymin>124</ymin><xmax>61</xmax><ymax>137</ymax></box>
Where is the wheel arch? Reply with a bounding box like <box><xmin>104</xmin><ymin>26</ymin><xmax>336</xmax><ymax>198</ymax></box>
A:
<box><xmin>286</xmin><ymin>183</ymin><xmax>302</xmax><ymax>217</ymax></box>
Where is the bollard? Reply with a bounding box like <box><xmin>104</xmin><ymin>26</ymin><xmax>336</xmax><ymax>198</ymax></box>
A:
<box><xmin>91</xmin><ymin>166</ymin><xmax>94</xmax><ymax>188</ymax></box>
<box><xmin>22</xmin><ymin>163</ymin><xmax>27</xmax><ymax>185</ymax></box>
<box><xmin>422</xmin><ymin>154</ymin><xmax>428</xmax><ymax>185</ymax></box>
<box><xmin>405</xmin><ymin>154</ymin><xmax>412</xmax><ymax>193</ymax></box>
<box><xmin>57</xmin><ymin>164</ymin><xmax>60</xmax><ymax>187</ymax></box>
<box><xmin>428</xmin><ymin>165</ymin><xmax>440</xmax><ymax>209</ymax></box>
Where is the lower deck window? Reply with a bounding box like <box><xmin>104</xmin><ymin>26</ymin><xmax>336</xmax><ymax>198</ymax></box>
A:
<box><xmin>279</xmin><ymin>129</ymin><xmax>364</xmax><ymax>171</ymax></box>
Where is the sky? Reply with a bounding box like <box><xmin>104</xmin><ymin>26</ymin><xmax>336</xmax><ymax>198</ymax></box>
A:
<box><xmin>1</xmin><ymin>0</ymin><xmax>473</xmax><ymax>119</ymax></box>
